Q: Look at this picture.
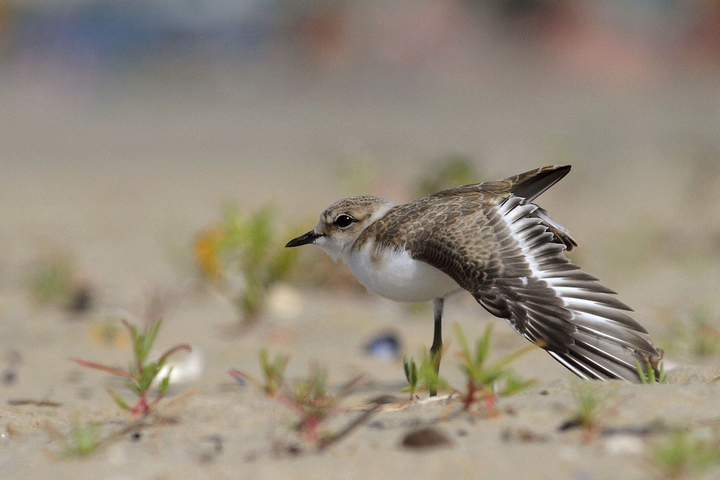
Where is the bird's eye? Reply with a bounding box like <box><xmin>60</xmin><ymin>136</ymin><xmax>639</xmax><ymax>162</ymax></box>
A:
<box><xmin>334</xmin><ymin>214</ymin><xmax>354</xmax><ymax>228</ymax></box>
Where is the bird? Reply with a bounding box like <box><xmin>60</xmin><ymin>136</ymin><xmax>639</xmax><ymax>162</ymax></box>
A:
<box><xmin>286</xmin><ymin>165</ymin><xmax>662</xmax><ymax>392</ymax></box>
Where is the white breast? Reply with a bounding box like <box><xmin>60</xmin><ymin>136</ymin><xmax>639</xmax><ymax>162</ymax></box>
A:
<box><xmin>342</xmin><ymin>243</ymin><xmax>461</xmax><ymax>302</ymax></box>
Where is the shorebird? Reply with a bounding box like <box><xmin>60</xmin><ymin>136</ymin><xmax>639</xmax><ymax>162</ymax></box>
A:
<box><xmin>286</xmin><ymin>165</ymin><xmax>661</xmax><ymax>391</ymax></box>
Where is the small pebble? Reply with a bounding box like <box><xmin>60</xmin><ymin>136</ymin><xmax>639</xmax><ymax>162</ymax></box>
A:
<box><xmin>603</xmin><ymin>435</ymin><xmax>644</xmax><ymax>455</ymax></box>
<box><xmin>286</xmin><ymin>444</ymin><xmax>303</xmax><ymax>456</ymax></box>
<box><xmin>2</xmin><ymin>369</ymin><xmax>17</xmax><ymax>386</ymax></box>
<box><xmin>364</xmin><ymin>331</ymin><xmax>401</xmax><ymax>360</ymax></box>
<box><xmin>368</xmin><ymin>394</ymin><xmax>399</xmax><ymax>405</ymax></box>
<box><xmin>401</xmin><ymin>427</ymin><xmax>452</xmax><ymax>449</ymax></box>
<box><xmin>68</xmin><ymin>285</ymin><xmax>93</xmax><ymax>313</ymax></box>
<box><xmin>230</xmin><ymin>374</ymin><xmax>247</xmax><ymax>387</ymax></box>
<box><xmin>201</xmin><ymin>435</ymin><xmax>224</xmax><ymax>454</ymax></box>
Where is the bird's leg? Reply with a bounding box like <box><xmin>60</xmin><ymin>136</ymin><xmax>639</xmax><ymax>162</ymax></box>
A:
<box><xmin>429</xmin><ymin>298</ymin><xmax>444</xmax><ymax>397</ymax></box>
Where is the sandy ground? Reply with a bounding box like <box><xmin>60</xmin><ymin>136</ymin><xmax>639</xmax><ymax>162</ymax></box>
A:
<box><xmin>1</xmin><ymin>52</ymin><xmax>720</xmax><ymax>479</ymax></box>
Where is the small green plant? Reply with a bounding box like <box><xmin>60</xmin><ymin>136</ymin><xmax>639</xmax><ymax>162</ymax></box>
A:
<box><xmin>402</xmin><ymin>349</ymin><xmax>451</xmax><ymax>399</ymax></box>
<box><xmin>454</xmin><ymin>323</ymin><xmax>535</xmax><ymax>412</ymax></box>
<box><xmin>59</xmin><ymin>420</ymin><xmax>102</xmax><ymax>458</ymax></box>
<box><xmin>403</xmin><ymin>355</ymin><xmax>419</xmax><ymax>399</ymax></box>
<box><xmin>563</xmin><ymin>380</ymin><xmax>617</xmax><ymax>441</ymax></box>
<box><xmin>689</xmin><ymin>309</ymin><xmax>720</xmax><ymax>358</ymax></box>
<box><xmin>282</xmin><ymin>365</ymin><xmax>368</xmax><ymax>448</ymax></box>
<box><xmin>284</xmin><ymin>364</ymin><xmax>335</xmax><ymax>443</ymax></box>
<box><xmin>28</xmin><ymin>251</ymin><xmax>92</xmax><ymax>312</ymax></box>
<box><xmin>29</xmin><ymin>252</ymin><xmax>75</xmax><ymax>304</ymax></box>
<box><xmin>637</xmin><ymin>360</ymin><xmax>668</xmax><ymax>384</ymax></box>
<box><xmin>74</xmin><ymin>319</ymin><xmax>191</xmax><ymax>417</ymax></box>
<box><xmin>231</xmin><ymin>352</ymin><xmax>371</xmax><ymax>450</ymax></box>
<box><xmin>229</xmin><ymin>349</ymin><xmax>289</xmax><ymax>397</ymax></box>
<box><xmin>195</xmin><ymin>203</ymin><xmax>299</xmax><ymax>325</ymax></box>
<box><xmin>650</xmin><ymin>429</ymin><xmax>720</xmax><ymax>479</ymax></box>
<box><xmin>659</xmin><ymin>307</ymin><xmax>720</xmax><ymax>359</ymax></box>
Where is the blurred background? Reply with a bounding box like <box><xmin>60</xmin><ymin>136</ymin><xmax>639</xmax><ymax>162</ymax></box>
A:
<box><xmin>1</xmin><ymin>0</ymin><xmax>720</xmax><ymax>395</ymax></box>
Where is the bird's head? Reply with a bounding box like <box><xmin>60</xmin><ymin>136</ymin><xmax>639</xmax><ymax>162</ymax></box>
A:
<box><xmin>285</xmin><ymin>196</ymin><xmax>395</xmax><ymax>261</ymax></box>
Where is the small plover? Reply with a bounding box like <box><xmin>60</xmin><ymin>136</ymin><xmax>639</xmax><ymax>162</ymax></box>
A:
<box><xmin>287</xmin><ymin>165</ymin><xmax>661</xmax><ymax>389</ymax></box>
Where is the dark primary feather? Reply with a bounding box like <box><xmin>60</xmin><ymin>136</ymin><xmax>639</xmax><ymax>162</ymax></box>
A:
<box><xmin>362</xmin><ymin>165</ymin><xmax>661</xmax><ymax>382</ymax></box>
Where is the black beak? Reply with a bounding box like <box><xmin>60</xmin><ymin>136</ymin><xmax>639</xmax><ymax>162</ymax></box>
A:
<box><xmin>285</xmin><ymin>230</ymin><xmax>321</xmax><ymax>248</ymax></box>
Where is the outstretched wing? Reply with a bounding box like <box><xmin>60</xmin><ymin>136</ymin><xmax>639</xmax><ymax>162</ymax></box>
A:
<box><xmin>475</xmin><ymin>196</ymin><xmax>660</xmax><ymax>381</ymax></box>
<box><xmin>405</xmin><ymin>172</ymin><xmax>661</xmax><ymax>382</ymax></box>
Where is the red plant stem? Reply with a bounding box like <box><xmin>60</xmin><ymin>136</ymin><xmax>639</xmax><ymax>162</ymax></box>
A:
<box><xmin>464</xmin><ymin>381</ymin><xmax>476</xmax><ymax>411</ymax></box>
<box><xmin>157</xmin><ymin>344</ymin><xmax>192</xmax><ymax>364</ymax></box>
<box><xmin>73</xmin><ymin>359</ymin><xmax>133</xmax><ymax>379</ymax></box>
<box><xmin>131</xmin><ymin>394</ymin><xmax>150</xmax><ymax>417</ymax></box>
<box><xmin>485</xmin><ymin>393</ymin><xmax>497</xmax><ymax>413</ymax></box>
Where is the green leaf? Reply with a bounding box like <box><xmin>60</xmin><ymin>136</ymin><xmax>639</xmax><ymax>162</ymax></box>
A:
<box><xmin>121</xmin><ymin>319</ymin><xmax>139</xmax><ymax>352</ymax></box>
<box><xmin>636</xmin><ymin>360</ymin><xmax>667</xmax><ymax>384</ymax></box>
<box><xmin>159</xmin><ymin>370</ymin><xmax>172</xmax><ymax>396</ymax></box>
<box><xmin>135</xmin><ymin>319</ymin><xmax>162</xmax><ymax>364</ymax></box>
<box><xmin>403</xmin><ymin>356</ymin><xmax>418</xmax><ymax>388</ymax></box>
<box><xmin>475</xmin><ymin>324</ymin><xmax>492</xmax><ymax>368</ymax></box>
<box><xmin>108</xmin><ymin>389</ymin><xmax>131</xmax><ymax>411</ymax></box>
<box><xmin>499</xmin><ymin>372</ymin><xmax>536</xmax><ymax>396</ymax></box>
<box><xmin>417</xmin><ymin>349</ymin><xmax>450</xmax><ymax>393</ymax></box>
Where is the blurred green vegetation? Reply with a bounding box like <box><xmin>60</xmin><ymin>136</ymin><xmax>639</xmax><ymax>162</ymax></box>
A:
<box><xmin>454</xmin><ymin>323</ymin><xmax>535</xmax><ymax>410</ymax></box>
<box><xmin>564</xmin><ymin>380</ymin><xmax>618</xmax><ymax>441</ymax></box>
<box><xmin>28</xmin><ymin>250</ymin><xmax>92</xmax><ymax>313</ymax></box>
<box><xmin>55</xmin><ymin>419</ymin><xmax>102</xmax><ymax>458</ymax></box>
<box><xmin>658</xmin><ymin>307</ymin><xmax>720</xmax><ymax>360</ymax></box>
<box><xmin>194</xmin><ymin>203</ymin><xmax>300</xmax><ymax>324</ymax></box>
<box><xmin>650</xmin><ymin>429</ymin><xmax>720</xmax><ymax>480</ymax></box>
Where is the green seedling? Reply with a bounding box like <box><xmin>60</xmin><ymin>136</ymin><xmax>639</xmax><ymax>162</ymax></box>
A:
<box><xmin>689</xmin><ymin>309</ymin><xmax>720</xmax><ymax>358</ymax></box>
<box><xmin>650</xmin><ymin>429</ymin><xmax>720</xmax><ymax>480</ymax></box>
<box><xmin>402</xmin><ymin>348</ymin><xmax>451</xmax><ymax>398</ymax></box>
<box><xmin>58</xmin><ymin>420</ymin><xmax>102</xmax><ymax>458</ymax></box>
<box><xmin>284</xmin><ymin>365</ymin><xmax>366</xmax><ymax>447</ymax></box>
<box><xmin>658</xmin><ymin>307</ymin><xmax>720</xmax><ymax>359</ymax></box>
<box><xmin>637</xmin><ymin>360</ymin><xmax>668</xmax><ymax>384</ymax></box>
<box><xmin>28</xmin><ymin>251</ymin><xmax>91</xmax><ymax>313</ymax></box>
<box><xmin>454</xmin><ymin>323</ymin><xmax>535</xmax><ymax>412</ymax></box>
<box><xmin>420</xmin><ymin>347</ymin><xmax>451</xmax><ymax>397</ymax></box>
<box><xmin>281</xmin><ymin>364</ymin><xmax>366</xmax><ymax>448</ymax></box>
<box><xmin>29</xmin><ymin>252</ymin><xmax>75</xmax><ymax>305</ymax></box>
<box><xmin>231</xmin><ymin>352</ymin><xmax>371</xmax><ymax>451</ymax></box>
<box><xmin>284</xmin><ymin>364</ymin><xmax>335</xmax><ymax>443</ymax></box>
<box><xmin>229</xmin><ymin>349</ymin><xmax>289</xmax><ymax>397</ymax></box>
<box><xmin>74</xmin><ymin>319</ymin><xmax>191</xmax><ymax>417</ymax></box>
<box><xmin>195</xmin><ymin>203</ymin><xmax>299</xmax><ymax>325</ymax></box>
<box><xmin>562</xmin><ymin>380</ymin><xmax>617</xmax><ymax>441</ymax></box>
<box><xmin>403</xmin><ymin>355</ymin><xmax>419</xmax><ymax>400</ymax></box>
